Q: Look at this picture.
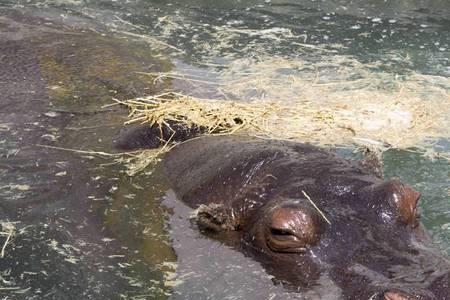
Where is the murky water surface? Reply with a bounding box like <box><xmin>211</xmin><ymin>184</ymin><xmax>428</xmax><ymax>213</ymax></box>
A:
<box><xmin>0</xmin><ymin>1</ymin><xmax>449</xmax><ymax>299</ymax></box>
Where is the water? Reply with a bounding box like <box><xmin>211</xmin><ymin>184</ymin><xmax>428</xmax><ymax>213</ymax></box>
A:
<box><xmin>0</xmin><ymin>1</ymin><xmax>449</xmax><ymax>299</ymax></box>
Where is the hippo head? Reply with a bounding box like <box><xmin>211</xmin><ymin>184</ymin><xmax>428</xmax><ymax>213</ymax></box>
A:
<box><xmin>243</xmin><ymin>180</ymin><xmax>450</xmax><ymax>299</ymax></box>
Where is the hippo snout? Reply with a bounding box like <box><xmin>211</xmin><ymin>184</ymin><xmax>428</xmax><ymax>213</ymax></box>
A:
<box><xmin>372</xmin><ymin>272</ymin><xmax>450</xmax><ymax>300</ymax></box>
<box><xmin>368</xmin><ymin>286</ymin><xmax>436</xmax><ymax>300</ymax></box>
<box><xmin>383</xmin><ymin>290</ymin><xmax>413</xmax><ymax>300</ymax></box>
<box><xmin>381</xmin><ymin>289</ymin><xmax>434</xmax><ymax>300</ymax></box>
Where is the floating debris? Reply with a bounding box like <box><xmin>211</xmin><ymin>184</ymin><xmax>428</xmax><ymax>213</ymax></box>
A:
<box><xmin>301</xmin><ymin>190</ymin><xmax>331</xmax><ymax>225</ymax></box>
<box><xmin>0</xmin><ymin>222</ymin><xmax>15</xmax><ymax>258</ymax></box>
<box><xmin>116</xmin><ymin>56</ymin><xmax>449</xmax><ymax>166</ymax></box>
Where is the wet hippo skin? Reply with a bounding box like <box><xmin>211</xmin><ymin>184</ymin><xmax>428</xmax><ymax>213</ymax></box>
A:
<box><xmin>164</xmin><ymin>135</ymin><xmax>450</xmax><ymax>299</ymax></box>
<box><xmin>116</xmin><ymin>126</ymin><xmax>450</xmax><ymax>299</ymax></box>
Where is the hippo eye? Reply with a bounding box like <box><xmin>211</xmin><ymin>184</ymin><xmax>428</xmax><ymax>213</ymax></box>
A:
<box><xmin>265</xmin><ymin>206</ymin><xmax>322</xmax><ymax>253</ymax></box>
<box><xmin>270</xmin><ymin>228</ymin><xmax>294</xmax><ymax>237</ymax></box>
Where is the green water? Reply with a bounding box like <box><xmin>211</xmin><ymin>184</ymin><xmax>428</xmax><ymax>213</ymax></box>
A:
<box><xmin>0</xmin><ymin>0</ymin><xmax>449</xmax><ymax>299</ymax></box>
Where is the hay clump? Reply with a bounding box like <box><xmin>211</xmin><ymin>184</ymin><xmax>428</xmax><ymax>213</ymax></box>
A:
<box><xmin>118</xmin><ymin>56</ymin><xmax>450</xmax><ymax>171</ymax></box>
<box><xmin>121</xmin><ymin>88</ymin><xmax>448</xmax><ymax>150</ymax></box>
<box><xmin>121</xmin><ymin>92</ymin><xmax>275</xmax><ymax>135</ymax></box>
<box><xmin>1</xmin><ymin>222</ymin><xmax>15</xmax><ymax>258</ymax></box>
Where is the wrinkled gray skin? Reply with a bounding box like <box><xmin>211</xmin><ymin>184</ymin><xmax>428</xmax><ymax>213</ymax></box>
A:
<box><xmin>116</xmin><ymin>126</ymin><xmax>450</xmax><ymax>299</ymax></box>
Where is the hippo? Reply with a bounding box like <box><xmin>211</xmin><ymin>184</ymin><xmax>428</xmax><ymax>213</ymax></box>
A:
<box><xmin>115</xmin><ymin>124</ymin><xmax>450</xmax><ymax>299</ymax></box>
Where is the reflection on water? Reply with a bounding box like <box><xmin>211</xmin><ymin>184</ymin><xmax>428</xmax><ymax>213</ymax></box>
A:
<box><xmin>6</xmin><ymin>0</ymin><xmax>449</xmax><ymax>74</ymax></box>
<box><xmin>0</xmin><ymin>0</ymin><xmax>449</xmax><ymax>299</ymax></box>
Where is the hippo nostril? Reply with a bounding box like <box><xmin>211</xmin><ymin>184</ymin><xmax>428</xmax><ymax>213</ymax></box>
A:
<box><xmin>383</xmin><ymin>290</ymin><xmax>412</xmax><ymax>300</ymax></box>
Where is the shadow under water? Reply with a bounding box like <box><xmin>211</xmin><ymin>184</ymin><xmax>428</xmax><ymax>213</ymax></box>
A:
<box><xmin>0</xmin><ymin>11</ymin><xmax>176</xmax><ymax>299</ymax></box>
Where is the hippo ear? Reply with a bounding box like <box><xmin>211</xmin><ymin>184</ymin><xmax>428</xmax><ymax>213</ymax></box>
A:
<box><xmin>388</xmin><ymin>180</ymin><xmax>420</xmax><ymax>225</ymax></box>
<box><xmin>380</xmin><ymin>179</ymin><xmax>421</xmax><ymax>225</ymax></box>
<box><xmin>362</xmin><ymin>179</ymin><xmax>420</xmax><ymax>226</ymax></box>
<box><xmin>192</xmin><ymin>203</ymin><xmax>240</xmax><ymax>232</ymax></box>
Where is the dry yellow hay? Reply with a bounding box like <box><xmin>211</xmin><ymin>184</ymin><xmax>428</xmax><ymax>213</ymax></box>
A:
<box><xmin>117</xmin><ymin>56</ymin><xmax>450</xmax><ymax>172</ymax></box>
<box><xmin>1</xmin><ymin>222</ymin><xmax>15</xmax><ymax>258</ymax></box>
<box><xmin>120</xmin><ymin>89</ymin><xmax>448</xmax><ymax>149</ymax></box>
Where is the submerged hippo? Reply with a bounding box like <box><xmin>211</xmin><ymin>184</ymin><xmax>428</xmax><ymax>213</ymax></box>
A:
<box><xmin>116</xmin><ymin>125</ymin><xmax>450</xmax><ymax>299</ymax></box>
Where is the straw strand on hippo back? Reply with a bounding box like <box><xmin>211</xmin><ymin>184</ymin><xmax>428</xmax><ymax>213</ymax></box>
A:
<box><xmin>115</xmin><ymin>124</ymin><xmax>450</xmax><ymax>300</ymax></box>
